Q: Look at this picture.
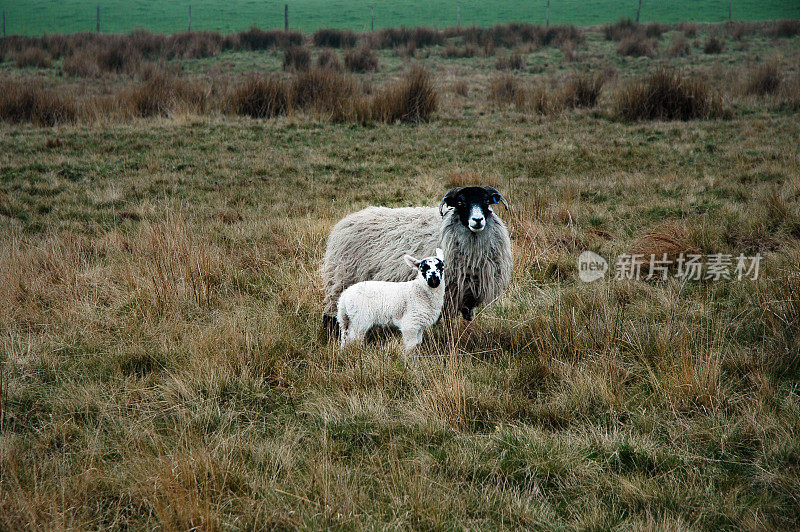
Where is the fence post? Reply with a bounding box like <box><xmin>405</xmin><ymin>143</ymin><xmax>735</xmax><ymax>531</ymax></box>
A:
<box><xmin>370</xmin><ymin>5</ymin><xmax>374</xmax><ymax>32</ymax></box>
<box><xmin>636</xmin><ymin>0</ymin><xmax>642</xmax><ymax>23</ymax></box>
<box><xmin>96</xmin><ymin>5</ymin><xmax>100</xmax><ymax>33</ymax></box>
<box><xmin>188</xmin><ymin>5</ymin><xmax>191</xmax><ymax>31</ymax></box>
<box><xmin>2</xmin><ymin>10</ymin><xmax>5</xmax><ymax>38</ymax></box>
<box><xmin>728</xmin><ymin>0</ymin><xmax>732</xmax><ymax>21</ymax></box>
<box><xmin>546</xmin><ymin>0</ymin><xmax>550</xmax><ymax>27</ymax></box>
<box><xmin>457</xmin><ymin>5</ymin><xmax>461</xmax><ymax>29</ymax></box>
<box><xmin>284</xmin><ymin>4</ymin><xmax>288</xmax><ymax>31</ymax></box>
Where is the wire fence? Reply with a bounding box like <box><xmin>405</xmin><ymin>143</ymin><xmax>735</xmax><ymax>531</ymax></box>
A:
<box><xmin>1</xmin><ymin>0</ymin><xmax>798</xmax><ymax>37</ymax></box>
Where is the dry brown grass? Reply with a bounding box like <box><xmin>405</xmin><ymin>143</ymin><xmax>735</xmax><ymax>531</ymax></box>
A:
<box><xmin>703</xmin><ymin>36</ymin><xmax>726</xmax><ymax>54</ymax></box>
<box><xmin>316</xmin><ymin>48</ymin><xmax>343</xmax><ymax>71</ymax></box>
<box><xmin>489</xmin><ymin>73</ymin><xmax>522</xmax><ymax>105</ymax></box>
<box><xmin>283</xmin><ymin>46</ymin><xmax>311</xmax><ymax>72</ymax></box>
<box><xmin>666</xmin><ymin>34</ymin><xmax>692</xmax><ymax>57</ymax></box>
<box><xmin>230</xmin><ymin>75</ymin><xmax>290</xmax><ymax>118</ymax></box>
<box><xmin>617</xmin><ymin>34</ymin><xmax>656</xmax><ymax>57</ymax></box>
<box><xmin>344</xmin><ymin>46</ymin><xmax>379</xmax><ymax>73</ymax></box>
<box><xmin>494</xmin><ymin>51</ymin><xmax>525</xmax><ymax>70</ymax></box>
<box><xmin>372</xmin><ymin>66</ymin><xmax>437</xmax><ymax>123</ymax></box>
<box><xmin>14</xmin><ymin>47</ymin><xmax>52</xmax><ymax>68</ymax></box>
<box><xmin>556</xmin><ymin>73</ymin><xmax>604</xmax><ymax>110</ymax></box>
<box><xmin>744</xmin><ymin>60</ymin><xmax>782</xmax><ymax>96</ymax></box>
<box><xmin>124</xmin><ymin>72</ymin><xmax>207</xmax><ymax>117</ymax></box>
<box><xmin>0</xmin><ymin>80</ymin><xmax>77</xmax><ymax>126</ymax></box>
<box><xmin>614</xmin><ymin>69</ymin><xmax>723</xmax><ymax>121</ymax></box>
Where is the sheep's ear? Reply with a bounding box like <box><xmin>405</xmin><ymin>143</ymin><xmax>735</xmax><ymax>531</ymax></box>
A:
<box><xmin>439</xmin><ymin>188</ymin><xmax>462</xmax><ymax>217</ymax></box>
<box><xmin>483</xmin><ymin>186</ymin><xmax>509</xmax><ymax>211</ymax></box>
<box><xmin>403</xmin><ymin>255</ymin><xmax>419</xmax><ymax>269</ymax></box>
<box><xmin>435</xmin><ymin>248</ymin><xmax>444</xmax><ymax>260</ymax></box>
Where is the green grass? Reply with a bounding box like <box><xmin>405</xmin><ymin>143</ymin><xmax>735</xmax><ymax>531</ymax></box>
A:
<box><xmin>1</xmin><ymin>0</ymin><xmax>799</xmax><ymax>36</ymax></box>
<box><xmin>1</xmin><ymin>24</ymin><xmax>800</xmax><ymax>530</ymax></box>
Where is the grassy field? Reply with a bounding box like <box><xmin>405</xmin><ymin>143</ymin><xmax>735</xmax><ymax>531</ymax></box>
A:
<box><xmin>2</xmin><ymin>21</ymin><xmax>800</xmax><ymax>529</ymax></box>
<box><xmin>2</xmin><ymin>0</ymin><xmax>799</xmax><ymax>36</ymax></box>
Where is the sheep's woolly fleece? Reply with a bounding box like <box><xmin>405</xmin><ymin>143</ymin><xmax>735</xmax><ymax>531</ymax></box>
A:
<box><xmin>321</xmin><ymin>205</ymin><xmax>512</xmax><ymax>321</ymax></box>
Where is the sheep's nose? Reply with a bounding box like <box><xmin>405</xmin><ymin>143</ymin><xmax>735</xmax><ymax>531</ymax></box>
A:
<box><xmin>471</xmin><ymin>217</ymin><xmax>484</xmax><ymax>225</ymax></box>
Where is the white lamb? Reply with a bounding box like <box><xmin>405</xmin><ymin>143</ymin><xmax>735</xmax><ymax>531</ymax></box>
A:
<box><xmin>337</xmin><ymin>248</ymin><xmax>445</xmax><ymax>352</ymax></box>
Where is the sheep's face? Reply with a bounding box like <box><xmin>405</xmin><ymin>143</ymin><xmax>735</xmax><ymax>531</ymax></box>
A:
<box><xmin>404</xmin><ymin>248</ymin><xmax>445</xmax><ymax>289</ymax></box>
<box><xmin>440</xmin><ymin>186</ymin><xmax>507</xmax><ymax>233</ymax></box>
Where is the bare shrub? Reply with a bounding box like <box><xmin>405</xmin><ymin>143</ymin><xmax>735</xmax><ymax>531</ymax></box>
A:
<box><xmin>230</xmin><ymin>76</ymin><xmax>290</xmax><ymax>118</ymax></box>
<box><xmin>372</xmin><ymin>66</ymin><xmax>437</xmax><ymax>123</ymax></box>
<box><xmin>0</xmin><ymin>80</ymin><xmax>76</xmax><ymax>125</ymax></box>
<box><xmin>316</xmin><ymin>48</ymin><xmax>343</xmax><ymax>71</ymax></box>
<box><xmin>344</xmin><ymin>46</ymin><xmax>379</xmax><ymax>72</ymax></box>
<box><xmin>617</xmin><ymin>35</ymin><xmax>655</xmax><ymax>57</ymax></box>
<box><xmin>703</xmin><ymin>36</ymin><xmax>725</xmax><ymax>54</ymax></box>
<box><xmin>767</xmin><ymin>19</ymin><xmax>800</xmax><ymax>38</ymax></box>
<box><xmin>312</xmin><ymin>28</ymin><xmax>358</xmax><ymax>48</ymax></box>
<box><xmin>745</xmin><ymin>60</ymin><xmax>782</xmax><ymax>96</ymax></box>
<box><xmin>489</xmin><ymin>73</ymin><xmax>522</xmax><ymax>105</ymax></box>
<box><xmin>556</xmin><ymin>73</ymin><xmax>604</xmax><ymax>109</ymax></box>
<box><xmin>614</xmin><ymin>69</ymin><xmax>723</xmax><ymax>121</ymax></box>
<box><xmin>14</xmin><ymin>47</ymin><xmax>52</xmax><ymax>68</ymax></box>
<box><xmin>283</xmin><ymin>46</ymin><xmax>311</xmax><ymax>71</ymax></box>
<box><xmin>666</xmin><ymin>35</ymin><xmax>692</xmax><ymax>57</ymax></box>
<box><xmin>125</xmin><ymin>73</ymin><xmax>206</xmax><ymax>117</ymax></box>
<box><xmin>494</xmin><ymin>51</ymin><xmax>525</xmax><ymax>70</ymax></box>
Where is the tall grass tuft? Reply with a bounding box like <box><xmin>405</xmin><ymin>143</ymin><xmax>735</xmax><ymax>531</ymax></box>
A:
<box><xmin>614</xmin><ymin>69</ymin><xmax>723</xmax><ymax>121</ymax></box>
<box><xmin>744</xmin><ymin>60</ymin><xmax>782</xmax><ymax>96</ymax></box>
<box><xmin>0</xmin><ymin>80</ymin><xmax>76</xmax><ymax>125</ymax></box>
<box><xmin>14</xmin><ymin>47</ymin><xmax>53</xmax><ymax>68</ymax></box>
<box><xmin>283</xmin><ymin>46</ymin><xmax>311</xmax><ymax>71</ymax></box>
<box><xmin>372</xmin><ymin>66</ymin><xmax>437</xmax><ymax>123</ymax></box>
<box><xmin>124</xmin><ymin>72</ymin><xmax>206</xmax><ymax>117</ymax></box>
<box><xmin>344</xmin><ymin>46</ymin><xmax>379</xmax><ymax>72</ymax></box>
<box><xmin>312</xmin><ymin>28</ymin><xmax>358</xmax><ymax>48</ymax></box>
<box><xmin>231</xmin><ymin>76</ymin><xmax>290</xmax><ymax>118</ymax></box>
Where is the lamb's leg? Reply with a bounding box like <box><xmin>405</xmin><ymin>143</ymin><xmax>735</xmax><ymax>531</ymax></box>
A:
<box><xmin>401</xmin><ymin>327</ymin><xmax>422</xmax><ymax>352</ymax></box>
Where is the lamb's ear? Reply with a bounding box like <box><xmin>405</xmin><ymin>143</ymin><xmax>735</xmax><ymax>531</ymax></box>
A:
<box><xmin>403</xmin><ymin>255</ymin><xmax>420</xmax><ymax>269</ymax></box>
<box><xmin>435</xmin><ymin>248</ymin><xmax>444</xmax><ymax>260</ymax></box>
<box><xmin>439</xmin><ymin>187</ymin><xmax>462</xmax><ymax>217</ymax></box>
<box><xmin>483</xmin><ymin>186</ymin><xmax>509</xmax><ymax>212</ymax></box>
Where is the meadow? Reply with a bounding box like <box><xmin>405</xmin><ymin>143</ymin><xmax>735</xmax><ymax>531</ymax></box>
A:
<box><xmin>2</xmin><ymin>0</ymin><xmax>800</xmax><ymax>36</ymax></box>
<box><xmin>1</xmin><ymin>19</ymin><xmax>800</xmax><ymax>529</ymax></box>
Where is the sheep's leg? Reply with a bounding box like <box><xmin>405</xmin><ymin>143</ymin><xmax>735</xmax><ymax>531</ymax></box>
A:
<box><xmin>401</xmin><ymin>327</ymin><xmax>422</xmax><ymax>352</ymax></box>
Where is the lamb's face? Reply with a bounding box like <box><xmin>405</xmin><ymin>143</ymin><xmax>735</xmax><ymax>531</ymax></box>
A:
<box><xmin>418</xmin><ymin>256</ymin><xmax>445</xmax><ymax>288</ymax></box>
<box><xmin>440</xmin><ymin>186</ymin><xmax>507</xmax><ymax>233</ymax></box>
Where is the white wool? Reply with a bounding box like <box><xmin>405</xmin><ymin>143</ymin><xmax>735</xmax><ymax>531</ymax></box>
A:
<box><xmin>337</xmin><ymin>254</ymin><xmax>444</xmax><ymax>352</ymax></box>
<box><xmin>322</xmin><ymin>205</ymin><xmax>511</xmax><ymax>324</ymax></box>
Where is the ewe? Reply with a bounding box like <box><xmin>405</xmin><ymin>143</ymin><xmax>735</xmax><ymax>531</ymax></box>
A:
<box><xmin>323</xmin><ymin>186</ymin><xmax>512</xmax><ymax>329</ymax></box>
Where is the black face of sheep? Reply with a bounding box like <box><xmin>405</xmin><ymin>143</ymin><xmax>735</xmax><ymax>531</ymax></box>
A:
<box><xmin>440</xmin><ymin>186</ymin><xmax>508</xmax><ymax>233</ymax></box>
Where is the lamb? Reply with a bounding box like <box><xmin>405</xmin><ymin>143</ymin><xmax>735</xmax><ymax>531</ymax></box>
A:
<box><xmin>322</xmin><ymin>186</ymin><xmax>512</xmax><ymax>329</ymax></box>
<box><xmin>337</xmin><ymin>249</ymin><xmax>445</xmax><ymax>351</ymax></box>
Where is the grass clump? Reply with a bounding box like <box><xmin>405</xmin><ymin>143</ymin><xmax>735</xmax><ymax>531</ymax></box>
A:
<box><xmin>0</xmin><ymin>80</ymin><xmax>76</xmax><ymax>125</ymax></box>
<box><xmin>124</xmin><ymin>72</ymin><xmax>206</xmax><ymax>117</ymax></box>
<box><xmin>283</xmin><ymin>46</ymin><xmax>311</xmax><ymax>71</ymax></box>
<box><xmin>316</xmin><ymin>48</ymin><xmax>343</xmax><ymax>71</ymax></box>
<box><xmin>666</xmin><ymin>34</ymin><xmax>692</xmax><ymax>57</ymax></box>
<box><xmin>744</xmin><ymin>60</ymin><xmax>782</xmax><ymax>96</ymax></box>
<box><xmin>557</xmin><ymin>73</ymin><xmax>604</xmax><ymax>109</ymax></box>
<box><xmin>230</xmin><ymin>75</ymin><xmax>290</xmax><ymax>118</ymax></box>
<box><xmin>372</xmin><ymin>66</ymin><xmax>437</xmax><ymax>123</ymax></box>
<box><xmin>703</xmin><ymin>36</ymin><xmax>726</xmax><ymax>54</ymax></box>
<box><xmin>14</xmin><ymin>47</ymin><xmax>53</xmax><ymax>68</ymax></box>
<box><xmin>344</xmin><ymin>46</ymin><xmax>379</xmax><ymax>72</ymax></box>
<box><xmin>614</xmin><ymin>69</ymin><xmax>723</xmax><ymax>121</ymax></box>
<box><xmin>494</xmin><ymin>51</ymin><xmax>525</xmax><ymax>70</ymax></box>
<box><xmin>312</xmin><ymin>28</ymin><xmax>358</xmax><ymax>48</ymax></box>
<box><xmin>617</xmin><ymin>34</ymin><xmax>656</xmax><ymax>57</ymax></box>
